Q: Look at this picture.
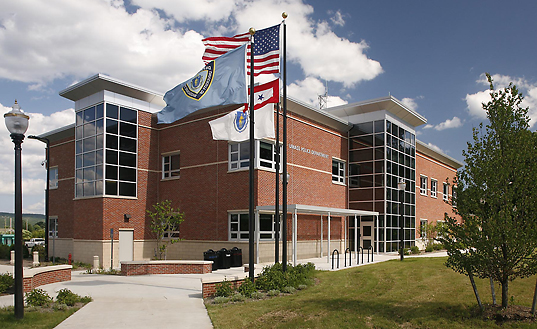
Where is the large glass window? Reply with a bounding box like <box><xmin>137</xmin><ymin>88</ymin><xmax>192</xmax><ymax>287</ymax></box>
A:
<box><xmin>229</xmin><ymin>213</ymin><xmax>278</xmax><ymax>241</ymax></box>
<box><xmin>162</xmin><ymin>153</ymin><xmax>180</xmax><ymax>179</ymax></box>
<box><xmin>49</xmin><ymin>217</ymin><xmax>58</xmax><ymax>238</ymax></box>
<box><xmin>75</xmin><ymin>103</ymin><xmax>137</xmax><ymax>198</ymax></box>
<box><xmin>49</xmin><ymin>167</ymin><xmax>58</xmax><ymax>189</ymax></box>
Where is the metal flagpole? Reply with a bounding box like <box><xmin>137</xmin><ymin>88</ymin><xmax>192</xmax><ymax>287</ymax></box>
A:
<box><xmin>281</xmin><ymin>12</ymin><xmax>288</xmax><ymax>272</ymax></box>
<box><xmin>248</xmin><ymin>28</ymin><xmax>256</xmax><ymax>282</ymax></box>
<box><xmin>275</xmin><ymin>102</ymin><xmax>280</xmax><ymax>263</ymax></box>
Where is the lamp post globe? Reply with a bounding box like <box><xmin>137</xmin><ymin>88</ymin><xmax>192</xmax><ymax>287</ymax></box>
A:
<box><xmin>5</xmin><ymin>100</ymin><xmax>29</xmax><ymax>319</ymax></box>
<box><xmin>397</xmin><ymin>179</ymin><xmax>406</xmax><ymax>261</ymax></box>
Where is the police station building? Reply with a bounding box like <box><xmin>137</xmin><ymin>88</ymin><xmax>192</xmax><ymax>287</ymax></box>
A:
<box><xmin>43</xmin><ymin>74</ymin><xmax>462</xmax><ymax>268</ymax></box>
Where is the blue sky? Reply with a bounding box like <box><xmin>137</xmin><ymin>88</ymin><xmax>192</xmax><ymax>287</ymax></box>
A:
<box><xmin>1</xmin><ymin>0</ymin><xmax>536</xmax><ymax>214</ymax></box>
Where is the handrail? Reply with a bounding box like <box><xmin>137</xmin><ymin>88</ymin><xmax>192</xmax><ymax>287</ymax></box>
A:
<box><xmin>359</xmin><ymin>246</ymin><xmax>364</xmax><ymax>264</ymax></box>
<box><xmin>331</xmin><ymin>249</ymin><xmax>339</xmax><ymax>269</ymax></box>
<box><xmin>344</xmin><ymin>248</ymin><xmax>351</xmax><ymax>267</ymax></box>
<box><xmin>368</xmin><ymin>245</ymin><xmax>374</xmax><ymax>262</ymax></box>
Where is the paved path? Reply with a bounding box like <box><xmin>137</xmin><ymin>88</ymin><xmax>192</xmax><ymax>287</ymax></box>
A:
<box><xmin>0</xmin><ymin>251</ymin><xmax>448</xmax><ymax>328</ymax></box>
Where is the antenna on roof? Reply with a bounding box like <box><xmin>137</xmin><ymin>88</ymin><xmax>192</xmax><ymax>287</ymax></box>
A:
<box><xmin>318</xmin><ymin>80</ymin><xmax>328</xmax><ymax>110</ymax></box>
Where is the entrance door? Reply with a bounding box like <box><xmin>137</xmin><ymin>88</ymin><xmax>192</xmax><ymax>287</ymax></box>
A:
<box><xmin>360</xmin><ymin>222</ymin><xmax>374</xmax><ymax>249</ymax></box>
<box><xmin>119</xmin><ymin>229</ymin><xmax>134</xmax><ymax>263</ymax></box>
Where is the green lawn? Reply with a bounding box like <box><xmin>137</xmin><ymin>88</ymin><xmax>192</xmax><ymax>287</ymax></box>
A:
<box><xmin>206</xmin><ymin>257</ymin><xmax>537</xmax><ymax>328</ymax></box>
<box><xmin>0</xmin><ymin>307</ymin><xmax>78</xmax><ymax>329</ymax></box>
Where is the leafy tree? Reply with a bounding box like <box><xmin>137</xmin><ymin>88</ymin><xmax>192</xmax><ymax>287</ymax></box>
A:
<box><xmin>438</xmin><ymin>73</ymin><xmax>537</xmax><ymax>309</ymax></box>
<box><xmin>22</xmin><ymin>229</ymin><xmax>32</xmax><ymax>241</ymax></box>
<box><xmin>147</xmin><ymin>200</ymin><xmax>184</xmax><ymax>260</ymax></box>
<box><xmin>418</xmin><ymin>221</ymin><xmax>438</xmax><ymax>248</ymax></box>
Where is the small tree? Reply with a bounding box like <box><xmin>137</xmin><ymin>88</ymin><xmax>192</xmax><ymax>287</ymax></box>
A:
<box><xmin>418</xmin><ymin>222</ymin><xmax>437</xmax><ymax>248</ymax></box>
<box><xmin>438</xmin><ymin>73</ymin><xmax>537</xmax><ymax>309</ymax></box>
<box><xmin>147</xmin><ymin>200</ymin><xmax>185</xmax><ymax>260</ymax></box>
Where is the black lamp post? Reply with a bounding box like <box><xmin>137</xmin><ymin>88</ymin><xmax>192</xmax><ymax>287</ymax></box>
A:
<box><xmin>397</xmin><ymin>179</ymin><xmax>406</xmax><ymax>261</ymax></box>
<box><xmin>28</xmin><ymin>135</ymin><xmax>50</xmax><ymax>262</ymax></box>
<box><xmin>4</xmin><ymin>100</ymin><xmax>30</xmax><ymax>319</ymax></box>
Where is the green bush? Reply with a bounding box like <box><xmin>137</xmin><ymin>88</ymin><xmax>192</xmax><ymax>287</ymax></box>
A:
<box><xmin>425</xmin><ymin>245</ymin><xmax>433</xmax><ymax>252</ymax></box>
<box><xmin>267</xmin><ymin>289</ymin><xmax>280</xmax><ymax>297</ymax></box>
<box><xmin>10</xmin><ymin>244</ymin><xmax>30</xmax><ymax>258</ymax></box>
<box><xmin>432</xmin><ymin>243</ymin><xmax>444</xmax><ymax>251</ymax></box>
<box><xmin>0</xmin><ymin>272</ymin><xmax>14</xmax><ymax>293</ymax></box>
<box><xmin>238</xmin><ymin>278</ymin><xmax>256</xmax><ymax>298</ymax></box>
<box><xmin>410</xmin><ymin>246</ymin><xmax>420</xmax><ymax>254</ymax></box>
<box><xmin>281</xmin><ymin>286</ymin><xmax>296</xmax><ymax>294</ymax></box>
<box><xmin>297</xmin><ymin>284</ymin><xmax>308</xmax><ymax>290</ymax></box>
<box><xmin>251</xmin><ymin>291</ymin><xmax>264</xmax><ymax>299</ymax></box>
<box><xmin>215</xmin><ymin>280</ymin><xmax>233</xmax><ymax>297</ymax></box>
<box><xmin>25</xmin><ymin>288</ymin><xmax>52</xmax><ymax>306</ymax></box>
<box><xmin>0</xmin><ymin>244</ymin><xmax>10</xmax><ymax>259</ymax></box>
<box><xmin>398</xmin><ymin>248</ymin><xmax>410</xmax><ymax>256</ymax></box>
<box><xmin>230</xmin><ymin>292</ymin><xmax>245</xmax><ymax>302</ymax></box>
<box><xmin>56</xmin><ymin>289</ymin><xmax>79</xmax><ymax>306</ymax></box>
<box><xmin>255</xmin><ymin>262</ymin><xmax>316</xmax><ymax>292</ymax></box>
<box><xmin>213</xmin><ymin>296</ymin><xmax>229</xmax><ymax>304</ymax></box>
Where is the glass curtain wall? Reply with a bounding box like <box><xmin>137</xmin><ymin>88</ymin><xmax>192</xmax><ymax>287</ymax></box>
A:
<box><xmin>75</xmin><ymin>103</ymin><xmax>138</xmax><ymax>198</ymax></box>
<box><xmin>348</xmin><ymin>119</ymin><xmax>416</xmax><ymax>252</ymax></box>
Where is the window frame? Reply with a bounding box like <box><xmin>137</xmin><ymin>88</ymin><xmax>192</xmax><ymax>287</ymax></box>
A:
<box><xmin>162</xmin><ymin>152</ymin><xmax>180</xmax><ymax>180</ymax></box>
<box><xmin>228</xmin><ymin>140</ymin><xmax>283</xmax><ymax>172</ymax></box>
<box><xmin>420</xmin><ymin>175</ymin><xmax>428</xmax><ymax>196</ymax></box>
<box><xmin>443</xmin><ymin>183</ymin><xmax>449</xmax><ymax>201</ymax></box>
<box><xmin>430</xmin><ymin>179</ymin><xmax>437</xmax><ymax>198</ymax></box>
<box><xmin>228</xmin><ymin>212</ymin><xmax>279</xmax><ymax>241</ymax></box>
<box><xmin>49</xmin><ymin>217</ymin><xmax>58</xmax><ymax>238</ymax></box>
<box><xmin>332</xmin><ymin>158</ymin><xmax>346</xmax><ymax>185</ymax></box>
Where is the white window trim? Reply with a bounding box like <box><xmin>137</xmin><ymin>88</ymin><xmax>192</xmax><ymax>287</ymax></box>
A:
<box><xmin>443</xmin><ymin>183</ymin><xmax>449</xmax><ymax>201</ymax></box>
<box><xmin>332</xmin><ymin>158</ymin><xmax>346</xmax><ymax>185</ymax></box>
<box><xmin>162</xmin><ymin>151</ymin><xmax>180</xmax><ymax>180</ymax></box>
<box><xmin>420</xmin><ymin>175</ymin><xmax>428</xmax><ymax>196</ymax></box>
<box><xmin>430</xmin><ymin>179</ymin><xmax>437</xmax><ymax>198</ymax></box>
<box><xmin>49</xmin><ymin>216</ymin><xmax>58</xmax><ymax>238</ymax></box>
<box><xmin>228</xmin><ymin>140</ymin><xmax>283</xmax><ymax>173</ymax></box>
<box><xmin>228</xmin><ymin>212</ymin><xmax>279</xmax><ymax>241</ymax></box>
<box><xmin>50</xmin><ymin>166</ymin><xmax>59</xmax><ymax>190</ymax></box>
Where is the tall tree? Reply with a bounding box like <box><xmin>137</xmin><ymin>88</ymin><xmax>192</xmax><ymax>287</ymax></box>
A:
<box><xmin>439</xmin><ymin>73</ymin><xmax>537</xmax><ymax>308</ymax></box>
<box><xmin>147</xmin><ymin>200</ymin><xmax>185</xmax><ymax>260</ymax></box>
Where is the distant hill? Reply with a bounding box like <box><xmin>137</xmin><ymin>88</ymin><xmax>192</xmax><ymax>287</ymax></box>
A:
<box><xmin>0</xmin><ymin>212</ymin><xmax>46</xmax><ymax>229</ymax></box>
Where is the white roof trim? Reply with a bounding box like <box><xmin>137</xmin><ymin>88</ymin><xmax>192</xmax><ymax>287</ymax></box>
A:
<box><xmin>256</xmin><ymin>204</ymin><xmax>378</xmax><ymax>217</ymax></box>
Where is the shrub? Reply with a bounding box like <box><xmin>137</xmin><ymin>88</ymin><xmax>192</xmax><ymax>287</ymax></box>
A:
<box><xmin>425</xmin><ymin>245</ymin><xmax>433</xmax><ymax>252</ymax></box>
<box><xmin>281</xmin><ymin>286</ymin><xmax>296</xmax><ymax>294</ymax></box>
<box><xmin>251</xmin><ymin>291</ymin><xmax>264</xmax><ymax>299</ymax></box>
<box><xmin>255</xmin><ymin>262</ymin><xmax>316</xmax><ymax>291</ymax></box>
<box><xmin>25</xmin><ymin>288</ymin><xmax>52</xmax><ymax>306</ymax></box>
<box><xmin>238</xmin><ymin>278</ymin><xmax>256</xmax><ymax>298</ymax></box>
<box><xmin>213</xmin><ymin>296</ymin><xmax>229</xmax><ymax>304</ymax></box>
<box><xmin>398</xmin><ymin>248</ymin><xmax>410</xmax><ymax>256</ymax></box>
<box><xmin>297</xmin><ymin>284</ymin><xmax>308</xmax><ymax>290</ymax></box>
<box><xmin>56</xmin><ymin>289</ymin><xmax>79</xmax><ymax>306</ymax></box>
<box><xmin>433</xmin><ymin>243</ymin><xmax>444</xmax><ymax>250</ymax></box>
<box><xmin>230</xmin><ymin>292</ymin><xmax>245</xmax><ymax>302</ymax></box>
<box><xmin>11</xmin><ymin>244</ymin><xmax>29</xmax><ymax>258</ymax></box>
<box><xmin>410</xmin><ymin>246</ymin><xmax>420</xmax><ymax>254</ymax></box>
<box><xmin>215</xmin><ymin>280</ymin><xmax>233</xmax><ymax>297</ymax></box>
<box><xmin>0</xmin><ymin>272</ymin><xmax>14</xmax><ymax>293</ymax></box>
<box><xmin>0</xmin><ymin>244</ymin><xmax>10</xmax><ymax>259</ymax></box>
<box><xmin>267</xmin><ymin>289</ymin><xmax>280</xmax><ymax>297</ymax></box>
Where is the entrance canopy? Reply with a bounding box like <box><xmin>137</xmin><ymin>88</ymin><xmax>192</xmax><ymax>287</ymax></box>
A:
<box><xmin>255</xmin><ymin>204</ymin><xmax>379</xmax><ymax>265</ymax></box>
<box><xmin>256</xmin><ymin>204</ymin><xmax>379</xmax><ymax>217</ymax></box>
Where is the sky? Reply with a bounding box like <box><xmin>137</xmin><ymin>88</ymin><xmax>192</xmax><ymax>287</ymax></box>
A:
<box><xmin>1</xmin><ymin>0</ymin><xmax>537</xmax><ymax>214</ymax></box>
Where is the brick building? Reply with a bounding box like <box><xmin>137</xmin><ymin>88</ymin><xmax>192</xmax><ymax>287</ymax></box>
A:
<box><xmin>43</xmin><ymin>74</ymin><xmax>462</xmax><ymax>268</ymax></box>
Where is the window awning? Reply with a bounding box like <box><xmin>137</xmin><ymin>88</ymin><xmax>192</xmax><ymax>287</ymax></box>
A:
<box><xmin>256</xmin><ymin>204</ymin><xmax>379</xmax><ymax>217</ymax></box>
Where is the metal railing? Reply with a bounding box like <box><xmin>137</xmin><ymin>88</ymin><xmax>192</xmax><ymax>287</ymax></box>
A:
<box><xmin>331</xmin><ymin>249</ymin><xmax>339</xmax><ymax>269</ymax></box>
<box><xmin>344</xmin><ymin>247</ymin><xmax>351</xmax><ymax>267</ymax></box>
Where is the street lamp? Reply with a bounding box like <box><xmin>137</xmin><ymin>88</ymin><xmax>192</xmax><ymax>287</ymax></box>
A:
<box><xmin>397</xmin><ymin>179</ymin><xmax>406</xmax><ymax>261</ymax></box>
<box><xmin>4</xmin><ymin>100</ymin><xmax>29</xmax><ymax>319</ymax></box>
<box><xmin>28</xmin><ymin>135</ymin><xmax>50</xmax><ymax>263</ymax></box>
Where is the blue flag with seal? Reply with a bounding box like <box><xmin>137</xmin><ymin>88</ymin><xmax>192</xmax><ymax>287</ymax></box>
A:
<box><xmin>157</xmin><ymin>44</ymin><xmax>247</xmax><ymax>124</ymax></box>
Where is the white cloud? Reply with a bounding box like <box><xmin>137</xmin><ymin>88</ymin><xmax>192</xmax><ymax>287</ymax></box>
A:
<box><xmin>426</xmin><ymin>142</ymin><xmax>445</xmax><ymax>154</ymax></box>
<box><xmin>434</xmin><ymin>116</ymin><xmax>462</xmax><ymax>131</ymax></box>
<box><xmin>401</xmin><ymin>97</ymin><xmax>418</xmax><ymax>111</ymax></box>
<box><xmin>423</xmin><ymin>124</ymin><xmax>433</xmax><ymax>129</ymax></box>
<box><xmin>466</xmin><ymin>73</ymin><xmax>537</xmax><ymax>127</ymax></box>
<box><xmin>329</xmin><ymin>10</ymin><xmax>345</xmax><ymax>27</ymax></box>
<box><xmin>288</xmin><ymin>77</ymin><xmax>347</xmax><ymax>108</ymax></box>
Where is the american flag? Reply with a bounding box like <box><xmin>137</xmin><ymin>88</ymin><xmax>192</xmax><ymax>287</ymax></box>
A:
<box><xmin>202</xmin><ymin>24</ymin><xmax>280</xmax><ymax>76</ymax></box>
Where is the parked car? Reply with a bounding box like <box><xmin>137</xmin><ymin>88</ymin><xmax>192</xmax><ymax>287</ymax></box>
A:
<box><xmin>25</xmin><ymin>238</ymin><xmax>45</xmax><ymax>248</ymax></box>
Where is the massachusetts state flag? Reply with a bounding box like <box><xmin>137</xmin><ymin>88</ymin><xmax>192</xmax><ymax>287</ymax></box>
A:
<box><xmin>202</xmin><ymin>24</ymin><xmax>280</xmax><ymax>77</ymax></box>
<box><xmin>157</xmin><ymin>45</ymin><xmax>247</xmax><ymax>124</ymax></box>
<box><xmin>245</xmin><ymin>79</ymin><xmax>279</xmax><ymax>112</ymax></box>
<box><xmin>208</xmin><ymin>104</ymin><xmax>275</xmax><ymax>142</ymax></box>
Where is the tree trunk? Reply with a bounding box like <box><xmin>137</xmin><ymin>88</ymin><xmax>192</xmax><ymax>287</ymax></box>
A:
<box><xmin>501</xmin><ymin>278</ymin><xmax>509</xmax><ymax>308</ymax></box>
<box><xmin>531</xmin><ymin>280</ymin><xmax>537</xmax><ymax>315</ymax></box>
<box><xmin>490</xmin><ymin>277</ymin><xmax>496</xmax><ymax>305</ymax></box>
<box><xmin>469</xmin><ymin>271</ymin><xmax>484</xmax><ymax>312</ymax></box>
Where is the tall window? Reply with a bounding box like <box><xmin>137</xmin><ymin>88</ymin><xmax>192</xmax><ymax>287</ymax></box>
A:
<box><xmin>162</xmin><ymin>153</ymin><xmax>180</xmax><ymax>179</ymax></box>
<box><xmin>420</xmin><ymin>176</ymin><xmax>428</xmax><ymax>195</ymax></box>
<box><xmin>332</xmin><ymin>159</ymin><xmax>345</xmax><ymax>184</ymax></box>
<box><xmin>75</xmin><ymin>103</ymin><xmax>137</xmax><ymax>198</ymax></box>
<box><xmin>431</xmin><ymin>179</ymin><xmax>437</xmax><ymax>198</ymax></box>
<box><xmin>49</xmin><ymin>217</ymin><xmax>58</xmax><ymax>238</ymax></box>
<box><xmin>49</xmin><ymin>167</ymin><xmax>58</xmax><ymax>189</ymax></box>
<box><xmin>443</xmin><ymin>183</ymin><xmax>449</xmax><ymax>201</ymax></box>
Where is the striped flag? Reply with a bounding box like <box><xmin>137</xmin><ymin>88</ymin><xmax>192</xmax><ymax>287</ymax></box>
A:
<box><xmin>202</xmin><ymin>24</ymin><xmax>280</xmax><ymax>77</ymax></box>
<box><xmin>244</xmin><ymin>79</ymin><xmax>279</xmax><ymax>112</ymax></box>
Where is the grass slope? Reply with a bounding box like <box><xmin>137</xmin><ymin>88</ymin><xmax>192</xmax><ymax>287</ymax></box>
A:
<box><xmin>207</xmin><ymin>257</ymin><xmax>536</xmax><ymax>329</ymax></box>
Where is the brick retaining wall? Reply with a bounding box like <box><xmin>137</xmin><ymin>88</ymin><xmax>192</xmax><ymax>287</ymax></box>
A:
<box><xmin>202</xmin><ymin>277</ymin><xmax>247</xmax><ymax>299</ymax></box>
<box><xmin>22</xmin><ymin>265</ymin><xmax>72</xmax><ymax>293</ymax></box>
<box><xmin>121</xmin><ymin>260</ymin><xmax>213</xmax><ymax>276</ymax></box>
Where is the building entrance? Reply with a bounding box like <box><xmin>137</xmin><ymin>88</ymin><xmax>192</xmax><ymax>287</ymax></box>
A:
<box><xmin>348</xmin><ymin>221</ymin><xmax>374</xmax><ymax>251</ymax></box>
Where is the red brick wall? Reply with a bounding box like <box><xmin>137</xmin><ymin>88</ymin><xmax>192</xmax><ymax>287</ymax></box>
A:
<box><xmin>415</xmin><ymin>152</ymin><xmax>460</xmax><ymax>229</ymax></box>
<box><xmin>49</xmin><ymin>137</ymin><xmax>75</xmax><ymax>239</ymax></box>
<box><xmin>202</xmin><ymin>278</ymin><xmax>246</xmax><ymax>299</ymax></box>
<box><xmin>121</xmin><ymin>261</ymin><xmax>212</xmax><ymax>276</ymax></box>
<box><xmin>23</xmin><ymin>267</ymin><xmax>72</xmax><ymax>293</ymax></box>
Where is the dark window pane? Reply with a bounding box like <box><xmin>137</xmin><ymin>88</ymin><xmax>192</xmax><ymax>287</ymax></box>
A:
<box><xmin>374</xmin><ymin>174</ymin><xmax>384</xmax><ymax>187</ymax></box>
<box><xmin>119</xmin><ymin>137</ymin><xmax>136</xmax><ymax>153</ymax></box>
<box><xmin>170</xmin><ymin>154</ymin><xmax>180</xmax><ymax>170</ymax></box>
<box><xmin>76</xmin><ymin>111</ymin><xmax>83</xmax><ymax>126</ymax></box>
<box><xmin>96</xmin><ymin>119</ymin><xmax>104</xmax><ymax>135</ymax></box>
<box><xmin>119</xmin><ymin>167</ymin><xmax>136</xmax><ymax>182</ymax></box>
<box><xmin>120</xmin><ymin>107</ymin><xmax>137</xmax><ymax>123</ymax></box>
<box><xmin>76</xmin><ymin>155</ymin><xmax>83</xmax><ymax>168</ymax></box>
<box><xmin>105</xmin><ymin>180</ymin><xmax>117</xmax><ymax>195</ymax></box>
<box><xmin>96</xmin><ymin>103</ymin><xmax>104</xmax><ymax>119</ymax></box>
<box><xmin>374</xmin><ymin>120</ymin><xmax>384</xmax><ymax>133</ymax></box>
<box><xmin>405</xmin><ymin>131</ymin><xmax>411</xmax><ymax>143</ymax></box>
<box><xmin>350</xmin><ymin>138</ymin><xmax>370</xmax><ymax>150</ymax></box>
<box><xmin>106</xmin><ymin>134</ymin><xmax>118</xmax><ymax>149</ymax></box>
<box><xmin>76</xmin><ymin>140</ymin><xmax>82</xmax><ymax>154</ymax></box>
<box><xmin>374</xmin><ymin>161</ymin><xmax>384</xmax><ymax>173</ymax></box>
<box><xmin>107</xmin><ymin>104</ymin><xmax>118</xmax><ymax>119</ymax></box>
<box><xmin>260</xmin><ymin>142</ymin><xmax>272</xmax><ymax>162</ymax></box>
<box><xmin>240</xmin><ymin>215</ymin><xmax>249</xmax><ymax>231</ymax></box>
<box><xmin>399</xmin><ymin>127</ymin><xmax>405</xmax><ymax>140</ymax></box>
<box><xmin>84</xmin><ymin>106</ymin><xmax>95</xmax><ymax>123</ymax></box>
<box><xmin>120</xmin><ymin>122</ymin><xmax>137</xmax><ymax>138</ymax></box>
<box><xmin>106</xmin><ymin>165</ymin><xmax>118</xmax><ymax>180</ymax></box>
<box><xmin>356</xmin><ymin>134</ymin><xmax>373</xmax><ymax>147</ymax></box>
<box><xmin>260</xmin><ymin>214</ymin><xmax>272</xmax><ymax>231</ymax></box>
<box><xmin>119</xmin><ymin>152</ymin><xmax>136</xmax><ymax>167</ymax></box>
<box><xmin>391</xmin><ymin>123</ymin><xmax>398</xmax><ymax>136</ymax></box>
<box><xmin>349</xmin><ymin>189</ymin><xmax>373</xmax><ymax>201</ymax></box>
<box><xmin>106</xmin><ymin>119</ymin><xmax>118</xmax><ymax>134</ymax></box>
<box><xmin>352</xmin><ymin>122</ymin><xmax>373</xmax><ymax>135</ymax></box>
<box><xmin>83</xmin><ymin>152</ymin><xmax>95</xmax><ymax>167</ymax></box>
<box><xmin>374</xmin><ymin>133</ymin><xmax>384</xmax><ymax>147</ymax></box>
<box><xmin>106</xmin><ymin>150</ymin><xmax>118</xmax><ymax>165</ymax></box>
<box><xmin>83</xmin><ymin>122</ymin><xmax>95</xmax><ymax>138</ymax></box>
<box><xmin>375</xmin><ymin>147</ymin><xmax>384</xmax><ymax>160</ymax></box>
<box><xmin>350</xmin><ymin>149</ymin><xmax>373</xmax><ymax>162</ymax></box>
<box><xmin>357</xmin><ymin>175</ymin><xmax>374</xmax><ymax>188</ymax></box>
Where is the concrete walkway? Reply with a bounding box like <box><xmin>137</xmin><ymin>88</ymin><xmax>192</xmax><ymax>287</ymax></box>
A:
<box><xmin>0</xmin><ymin>251</ymin><xmax>448</xmax><ymax>328</ymax></box>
